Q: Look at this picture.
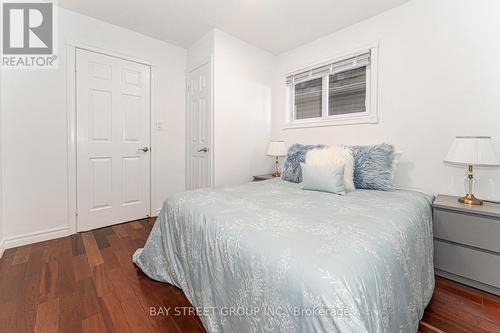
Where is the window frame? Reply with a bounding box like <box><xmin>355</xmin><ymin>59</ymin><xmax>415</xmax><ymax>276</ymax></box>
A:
<box><xmin>284</xmin><ymin>45</ymin><xmax>378</xmax><ymax>129</ymax></box>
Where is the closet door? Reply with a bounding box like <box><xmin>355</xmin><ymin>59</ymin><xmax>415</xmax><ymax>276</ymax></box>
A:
<box><xmin>76</xmin><ymin>48</ymin><xmax>151</xmax><ymax>231</ymax></box>
<box><xmin>186</xmin><ymin>60</ymin><xmax>212</xmax><ymax>190</ymax></box>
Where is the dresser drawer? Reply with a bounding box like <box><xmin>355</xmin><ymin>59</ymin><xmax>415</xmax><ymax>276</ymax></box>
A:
<box><xmin>433</xmin><ymin>208</ymin><xmax>500</xmax><ymax>253</ymax></box>
<box><xmin>434</xmin><ymin>240</ymin><xmax>500</xmax><ymax>288</ymax></box>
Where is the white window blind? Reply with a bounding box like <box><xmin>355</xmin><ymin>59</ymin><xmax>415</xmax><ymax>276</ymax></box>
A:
<box><xmin>286</xmin><ymin>51</ymin><xmax>370</xmax><ymax>86</ymax></box>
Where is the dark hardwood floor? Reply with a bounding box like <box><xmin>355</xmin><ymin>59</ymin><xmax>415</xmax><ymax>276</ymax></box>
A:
<box><xmin>0</xmin><ymin>218</ymin><xmax>499</xmax><ymax>333</ymax></box>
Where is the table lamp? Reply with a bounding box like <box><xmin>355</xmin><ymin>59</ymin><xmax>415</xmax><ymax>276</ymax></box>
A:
<box><xmin>444</xmin><ymin>136</ymin><xmax>500</xmax><ymax>205</ymax></box>
<box><xmin>267</xmin><ymin>141</ymin><xmax>286</xmax><ymax>177</ymax></box>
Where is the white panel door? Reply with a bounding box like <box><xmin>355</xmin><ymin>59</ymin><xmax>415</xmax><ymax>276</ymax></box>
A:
<box><xmin>76</xmin><ymin>49</ymin><xmax>151</xmax><ymax>232</ymax></box>
<box><xmin>187</xmin><ymin>61</ymin><xmax>212</xmax><ymax>190</ymax></box>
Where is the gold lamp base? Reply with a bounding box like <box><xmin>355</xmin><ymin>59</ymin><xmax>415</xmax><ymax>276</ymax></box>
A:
<box><xmin>271</xmin><ymin>155</ymin><xmax>281</xmax><ymax>177</ymax></box>
<box><xmin>457</xmin><ymin>165</ymin><xmax>483</xmax><ymax>205</ymax></box>
<box><xmin>458</xmin><ymin>194</ymin><xmax>483</xmax><ymax>205</ymax></box>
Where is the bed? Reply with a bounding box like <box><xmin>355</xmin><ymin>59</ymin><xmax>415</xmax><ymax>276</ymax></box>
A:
<box><xmin>133</xmin><ymin>179</ymin><xmax>434</xmax><ymax>333</ymax></box>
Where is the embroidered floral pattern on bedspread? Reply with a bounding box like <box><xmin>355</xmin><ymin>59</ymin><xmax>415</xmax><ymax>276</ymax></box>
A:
<box><xmin>133</xmin><ymin>179</ymin><xmax>434</xmax><ymax>333</ymax></box>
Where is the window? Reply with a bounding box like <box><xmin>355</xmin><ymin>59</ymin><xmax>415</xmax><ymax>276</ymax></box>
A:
<box><xmin>295</xmin><ymin>78</ymin><xmax>322</xmax><ymax>119</ymax></box>
<box><xmin>329</xmin><ymin>67</ymin><xmax>366</xmax><ymax>116</ymax></box>
<box><xmin>286</xmin><ymin>48</ymin><xmax>378</xmax><ymax>128</ymax></box>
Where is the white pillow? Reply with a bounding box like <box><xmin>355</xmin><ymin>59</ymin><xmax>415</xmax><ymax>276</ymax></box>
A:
<box><xmin>305</xmin><ymin>146</ymin><xmax>355</xmax><ymax>191</ymax></box>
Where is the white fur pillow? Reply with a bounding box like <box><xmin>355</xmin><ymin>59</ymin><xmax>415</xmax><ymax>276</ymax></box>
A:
<box><xmin>305</xmin><ymin>146</ymin><xmax>355</xmax><ymax>191</ymax></box>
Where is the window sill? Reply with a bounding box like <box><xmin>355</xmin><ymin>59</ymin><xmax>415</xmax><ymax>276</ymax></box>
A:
<box><xmin>283</xmin><ymin>114</ymin><xmax>378</xmax><ymax>130</ymax></box>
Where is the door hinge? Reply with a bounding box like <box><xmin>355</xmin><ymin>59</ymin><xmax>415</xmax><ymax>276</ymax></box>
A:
<box><xmin>187</xmin><ymin>84</ymin><xmax>190</xmax><ymax>92</ymax></box>
<box><xmin>75</xmin><ymin>210</ymin><xmax>78</xmax><ymax>216</ymax></box>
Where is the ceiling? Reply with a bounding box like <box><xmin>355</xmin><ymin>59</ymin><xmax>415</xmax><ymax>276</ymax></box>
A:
<box><xmin>58</xmin><ymin>0</ymin><xmax>410</xmax><ymax>54</ymax></box>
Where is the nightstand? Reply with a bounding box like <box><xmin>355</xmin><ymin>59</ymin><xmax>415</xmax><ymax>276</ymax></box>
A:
<box><xmin>253</xmin><ymin>174</ymin><xmax>275</xmax><ymax>182</ymax></box>
<box><xmin>433</xmin><ymin>195</ymin><xmax>500</xmax><ymax>296</ymax></box>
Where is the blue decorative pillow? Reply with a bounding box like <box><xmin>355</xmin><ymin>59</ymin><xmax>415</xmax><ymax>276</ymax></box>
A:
<box><xmin>282</xmin><ymin>144</ymin><xmax>325</xmax><ymax>183</ymax></box>
<box><xmin>350</xmin><ymin>143</ymin><xmax>395</xmax><ymax>191</ymax></box>
<box><xmin>301</xmin><ymin>163</ymin><xmax>346</xmax><ymax>195</ymax></box>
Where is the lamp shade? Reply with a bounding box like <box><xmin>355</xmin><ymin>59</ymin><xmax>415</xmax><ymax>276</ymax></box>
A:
<box><xmin>444</xmin><ymin>136</ymin><xmax>500</xmax><ymax>166</ymax></box>
<box><xmin>267</xmin><ymin>141</ymin><xmax>286</xmax><ymax>156</ymax></box>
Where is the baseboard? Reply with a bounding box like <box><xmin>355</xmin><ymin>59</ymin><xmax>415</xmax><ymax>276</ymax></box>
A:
<box><xmin>2</xmin><ymin>226</ymin><xmax>70</xmax><ymax>251</ymax></box>
<box><xmin>0</xmin><ymin>238</ymin><xmax>5</xmax><ymax>258</ymax></box>
<box><xmin>154</xmin><ymin>207</ymin><xmax>161</xmax><ymax>217</ymax></box>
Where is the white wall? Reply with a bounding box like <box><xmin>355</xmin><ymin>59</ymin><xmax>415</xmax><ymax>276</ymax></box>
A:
<box><xmin>213</xmin><ymin>30</ymin><xmax>275</xmax><ymax>186</ymax></box>
<box><xmin>0</xmin><ymin>66</ymin><xmax>4</xmax><ymax>256</ymax></box>
<box><xmin>0</xmin><ymin>7</ymin><xmax>186</xmax><ymax>247</ymax></box>
<box><xmin>187</xmin><ymin>30</ymin><xmax>215</xmax><ymax>68</ymax></box>
<box><xmin>187</xmin><ymin>30</ymin><xmax>275</xmax><ymax>187</ymax></box>
<box><xmin>271</xmin><ymin>0</ymin><xmax>500</xmax><ymax>200</ymax></box>
<box><xmin>4</xmin><ymin>0</ymin><xmax>499</xmax><ymax>252</ymax></box>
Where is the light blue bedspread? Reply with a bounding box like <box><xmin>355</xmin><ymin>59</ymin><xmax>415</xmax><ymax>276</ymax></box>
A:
<box><xmin>133</xmin><ymin>179</ymin><xmax>434</xmax><ymax>333</ymax></box>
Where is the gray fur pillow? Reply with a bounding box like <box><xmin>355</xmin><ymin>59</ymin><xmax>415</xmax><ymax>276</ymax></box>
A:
<box><xmin>350</xmin><ymin>143</ymin><xmax>395</xmax><ymax>191</ymax></box>
<box><xmin>282</xmin><ymin>144</ymin><xmax>325</xmax><ymax>183</ymax></box>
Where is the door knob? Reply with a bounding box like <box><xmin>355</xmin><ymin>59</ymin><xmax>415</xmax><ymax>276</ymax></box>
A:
<box><xmin>197</xmin><ymin>147</ymin><xmax>208</xmax><ymax>153</ymax></box>
<box><xmin>138</xmin><ymin>146</ymin><xmax>149</xmax><ymax>152</ymax></box>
